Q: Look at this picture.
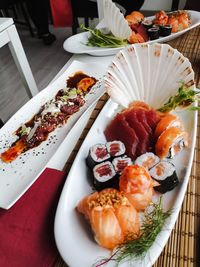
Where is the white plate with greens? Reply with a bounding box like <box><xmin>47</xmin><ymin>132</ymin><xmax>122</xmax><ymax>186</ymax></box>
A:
<box><xmin>63</xmin><ymin>10</ymin><xmax>200</xmax><ymax>56</ymax></box>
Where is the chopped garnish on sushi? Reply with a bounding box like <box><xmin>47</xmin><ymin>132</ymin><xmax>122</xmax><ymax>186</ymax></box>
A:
<box><xmin>77</xmin><ymin>188</ymin><xmax>140</xmax><ymax>250</ymax></box>
<box><xmin>158</xmin><ymin>83</ymin><xmax>200</xmax><ymax>112</ymax></box>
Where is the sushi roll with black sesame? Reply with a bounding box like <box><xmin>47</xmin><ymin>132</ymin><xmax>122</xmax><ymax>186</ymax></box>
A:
<box><xmin>93</xmin><ymin>161</ymin><xmax>118</xmax><ymax>190</ymax></box>
<box><xmin>106</xmin><ymin>140</ymin><xmax>126</xmax><ymax>158</ymax></box>
<box><xmin>149</xmin><ymin>161</ymin><xmax>179</xmax><ymax>193</ymax></box>
<box><xmin>86</xmin><ymin>144</ymin><xmax>110</xmax><ymax>169</ymax></box>
<box><xmin>135</xmin><ymin>152</ymin><xmax>160</xmax><ymax>170</ymax></box>
<box><xmin>112</xmin><ymin>156</ymin><xmax>132</xmax><ymax>175</ymax></box>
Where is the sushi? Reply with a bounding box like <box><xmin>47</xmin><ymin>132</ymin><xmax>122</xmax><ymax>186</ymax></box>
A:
<box><xmin>112</xmin><ymin>156</ymin><xmax>132</xmax><ymax>174</ymax></box>
<box><xmin>86</xmin><ymin>144</ymin><xmax>110</xmax><ymax>169</ymax></box>
<box><xmin>135</xmin><ymin>152</ymin><xmax>160</xmax><ymax>170</ymax></box>
<box><xmin>106</xmin><ymin>140</ymin><xmax>126</xmax><ymax>157</ymax></box>
<box><xmin>155</xmin><ymin>113</ymin><xmax>184</xmax><ymax>139</ymax></box>
<box><xmin>147</xmin><ymin>27</ymin><xmax>160</xmax><ymax>40</ymax></box>
<box><xmin>77</xmin><ymin>188</ymin><xmax>140</xmax><ymax>250</ymax></box>
<box><xmin>149</xmin><ymin>161</ymin><xmax>179</xmax><ymax>193</ymax></box>
<box><xmin>119</xmin><ymin>165</ymin><xmax>155</xmax><ymax>211</ymax></box>
<box><xmin>159</xmin><ymin>24</ymin><xmax>172</xmax><ymax>36</ymax></box>
<box><xmin>155</xmin><ymin>126</ymin><xmax>188</xmax><ymax>159</ymax></box>
<box><xmin>93</xmin><ymin>161</ymin><xmax>118</xmax><ymax>190</ymax></box>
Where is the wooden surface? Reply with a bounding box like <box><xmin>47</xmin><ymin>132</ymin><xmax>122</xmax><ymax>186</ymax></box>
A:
<box><xmin>56</xmin><ymin>26</ymin><xmax>200</xmax><ymax>267</ymax></box>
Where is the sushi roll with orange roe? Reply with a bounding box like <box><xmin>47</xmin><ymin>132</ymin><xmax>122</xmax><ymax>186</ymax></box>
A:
<box><xmin>119</xmin><ymin>165</ymin><xmax>157</xmax><ymax>211</ymax></box>
<box><xmin>155</xmin><ymin>127</ymin><xmax>188</xmax><ymax>159</ymax></box>
<box><xmin>155</xmin><ymin>113</ymin><xmax>184</xmax><ymax>139</ymax></box>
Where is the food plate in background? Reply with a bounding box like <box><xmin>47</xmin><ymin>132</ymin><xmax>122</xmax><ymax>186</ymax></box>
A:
<box><xmin>0</xmin><ymin>60</ymin><xmax>106</xmax><ymax>209</ymax></box>
<box><xmin>54</xmin><ymin>99</ymin><xmax>197</xmax><ymax>267</ymax></box>
<box><xmin>55</xmin><ymin>43</ymin><xmax>198</xmax><ymax>266</ymax></box>
<box><xmin>63</xmin><ymin>10</ymin><xmax>200</xmax><ymax>56</ymax></box>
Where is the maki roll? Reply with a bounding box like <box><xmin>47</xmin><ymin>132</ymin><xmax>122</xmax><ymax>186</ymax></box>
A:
<box><xmin>142</xmin><ymin>19</ymin><xmax>153</xmax><ymax>29</ymax></box>
<box><xmin>112</xmin><ymin>156</ymin><xmax>132</xmax><ymax>175</ymax></box>
<box><xmin>149</xmin><ymin>161</ymin><xmax>179</xmax><ymax>193</ymax></box>
<box><xmin>135</xmin><ymin>152</ymin><xmax>160</xmax><ymax>170</ymax></box>
<box><xmin>86</xmin><ymin>144</ymin><xmax>110</xmax><ymax>169</ymax></box>
<box><xmin>106</xmin><ymin>140</ymin><xmax>126</xmax><ymax>158</ymax></box>
<box><xmin>93</xmin><ymin>161</ymin><xmax>118</xmax><ymax>190</ymax></box>
<box><xmin>148</xmin><ymin>27</ymin><xmax>159</xmax><ymax>40</ymax></box>
<box><xmin>159</xmin><ymin>24</ymin><xmax>172</xmax><ymax>37</ymax></box>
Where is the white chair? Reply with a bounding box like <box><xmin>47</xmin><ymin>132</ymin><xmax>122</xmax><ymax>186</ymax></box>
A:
<box><xmin>0</xmin><ymin>17</ymin><xmax>38</xmax><ymax>98</ymax></box>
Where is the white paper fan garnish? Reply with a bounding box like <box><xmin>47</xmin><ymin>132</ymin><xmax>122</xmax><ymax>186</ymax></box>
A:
<box><xmin>104</xmin><ymin>43</ymin><xmax>195</xmax><ymax>109</ymax></box>
<box><xmin>103</xmin><ymin>0</ymin><xmax>132</xmax><ymax>40</ymax></box>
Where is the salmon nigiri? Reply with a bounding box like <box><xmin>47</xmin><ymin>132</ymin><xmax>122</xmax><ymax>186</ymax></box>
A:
<box><xmin>155</xmin><ymin>113</ymin><xmax>184</xmax><ymax>139</ymax></box>
<box><xmin>119</xmin><ymin>165</ymin><xmax>156</xmax><ymax>211</ymax></box>
<box><xmin>155</xmin><ymin>126</ymin><xmax>188</xmax><ymax>159</ymax></box>
<box><xmin>77</xmin><ymin>188</ymin><xmax>140</xmax><ymax>250</ymax></box>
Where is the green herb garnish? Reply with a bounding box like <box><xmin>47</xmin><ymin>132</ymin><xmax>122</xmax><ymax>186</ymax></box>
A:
<box><xmin>158</xmin><ymin>83</ymin><xmax>200</xmax><ymax>112</ymax></box>
<box><xmin>81</xmin><ymin>25</ymin><xmax>128</xmax><ymax>48</ymax></box>
<box><xmin>96</xmin><ymin>198</ymin><xmax>170</xmax><ymax>266</ymax></box>
<box><xmin>18</xmin><ymin>125</ymin><xmax>31</xmax><ymax>136</ymax></box>
<box><xmin>60</xmin><ymin>95</ymin><xmax>68</xmax><ymax>101</ymax></box>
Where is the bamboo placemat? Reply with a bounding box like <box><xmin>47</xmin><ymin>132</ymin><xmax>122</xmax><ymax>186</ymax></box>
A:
<box><xmin>56</xmin><ymin>26</ymin><xmax>200</xmax><ymax>267</ymax></box>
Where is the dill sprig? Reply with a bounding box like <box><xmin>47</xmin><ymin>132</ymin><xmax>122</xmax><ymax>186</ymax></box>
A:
<box><xmin>81</xmin><ymin>25</ymin><xmax>128</xmax><ymax>48</ymax></box>
<box><xmin>158</xmin><ymin>83</ymin><xmax>200</xmax><ymax>112</ymax></box>
<box><xmin>115</xmin><ymin>198</ymin><xmax>170</xmax><ymax>263</ymax></box>
<box><xmin>95</xmin><ymin>198</ymin><xmax>170</xmax><ymax>266</ymax></box>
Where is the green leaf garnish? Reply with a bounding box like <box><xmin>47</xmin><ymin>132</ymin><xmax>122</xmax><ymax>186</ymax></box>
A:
<box><xmin>18</xmin><ymin>125</ymin><xmax>31</xmax><ymax>136</ymax></box>
<box><xmin>158</xmin><ymin>83</ymin><xmax>200</xmax><ymax>112</ymax></box>
<box><xmin>81</xmin><ymin>25</ymin><xmax>128</xmax><ymax>48</ymax></box>
<box><xmin>60</xmin><ymin>95</ymin><xmax>68</xmax><ymax>101</ymax></box>
<box><xmin>96</xmin><ymin>198</ymin><xmax>170</xmax><ymax>266</ymax></box>
<box><xmin>68</xmin><ymin>88</ymin><xmax>78</xmax><ymax>96</ymax></box>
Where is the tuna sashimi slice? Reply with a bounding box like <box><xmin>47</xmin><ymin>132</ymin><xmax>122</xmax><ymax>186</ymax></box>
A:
<box><xmin>135</xmin><ymin>109</ymin><xmax>152</xmax><ymax>135</ymax></box>
<box><xmin>104</xmin><ymin>113</ymin><xmax>139</xmax><ymax>160</ymax></box>
<box><xmin>124</xmin><ymin>110</ymin><xmax>150</xmax><ymax>156</ymax></box>
<box><xmin>145</xmin><ymin>109</ymin><xmax>161</xmax><ymax>132</ymax></box>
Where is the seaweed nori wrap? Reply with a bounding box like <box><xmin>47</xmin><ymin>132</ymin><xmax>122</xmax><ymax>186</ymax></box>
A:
<box><xmin>112</xmin><ymin>156</ymin><xmax>132</xmax><ymax>175</ymax></box>
<box><xmin>93</xmin><ymin>161</ymin><xmax>118</xmax><ymax>190</ymax></box>
<box><xmin>135</xmin><ymin>152</ymin><xmax>160</xmax><ymax>170</ymax></box>
<box><xmin>106</xmin><ymin>140</ymin><xmax>126</xmax><ymax>158</ymax></box>
<box><xmin>86</xmin><ymin>144</ymin><xmax>110</xmax><ymax>169</ymax></box>
<box><xmin>149</xmin><ymin>160</ymin><xmax>179</xmax><ymax>193</ymax></box>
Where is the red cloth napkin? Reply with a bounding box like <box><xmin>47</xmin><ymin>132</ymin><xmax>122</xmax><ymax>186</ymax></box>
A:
<box><xmin>50</xmin><ymin>0</ymin><xmax>73</xmax><ymax>27</ymax></box>
<box><xmin>0</xmin><ymin>168</ymin><xmax>66</xmax><ymax>267</ymax></box>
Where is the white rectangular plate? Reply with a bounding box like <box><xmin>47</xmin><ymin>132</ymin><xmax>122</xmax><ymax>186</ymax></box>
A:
<box><xmin>63</xmin><ymin>10</ymin><xmax>200</xmax><ymax>56</ymax></box>
<box><xmin>0</xmin><ymin>60</ymin><xmax>106</xmax><ymax>209</ymax></box>
<box><xmin>54</xmin><ymin>99</ymin><xmax>197</xmax><ymax>267</ymax></box>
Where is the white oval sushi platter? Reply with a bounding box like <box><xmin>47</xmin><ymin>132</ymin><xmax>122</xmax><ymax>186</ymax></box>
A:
<box><xmin>0</xmin><ymin>60</ymin><xmax>106</xmax><ymax>209</ymax></box>
<box><xmin>54</xmin><ymin>44</ymin><xmax>198</xmax><ymax>266</ymax></box>
<box><xmin>63</xmin><ymin>10</ymin><xmax>200</xmax><ymax>56</ymax></box>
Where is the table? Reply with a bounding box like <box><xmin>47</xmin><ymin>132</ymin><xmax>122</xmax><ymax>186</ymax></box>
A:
<box><xmin>55</xmin><ymin>26</ymin><xmax>200</xmax><ymax>267</ymax></box>
<box><xmin>0</xmin><ymin>17</ymin><xmax>38</xmax><ymax>98</ymax></box>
